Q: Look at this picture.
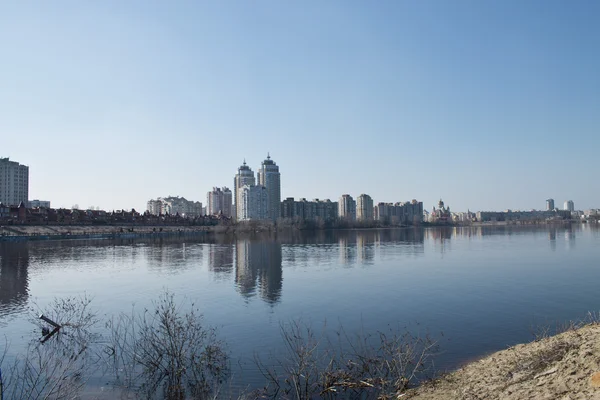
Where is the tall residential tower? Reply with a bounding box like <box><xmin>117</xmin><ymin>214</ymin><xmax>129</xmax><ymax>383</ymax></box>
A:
<box><xmin>257</xmin><ymin>154</ymin><xmax>281</xmax><ymax>222</ymax></box>
<box><xmin>356</xmin><ymin>194</ymin><xmax>374</xmax><ymax>221</ymax></box>
<box><xmin>234</xmin><ymin>160</ymin><xmax>256</xmax><ymax>220</ymax></box>
<box><xmin>339</xmin><ymin>194</ymin><xmax>356</xmax><ymax>221</ymax></box>
<box><xmin>0</xmin><ymin>157</ymin><xmax>29</xmax><ymax>206</ymax></box>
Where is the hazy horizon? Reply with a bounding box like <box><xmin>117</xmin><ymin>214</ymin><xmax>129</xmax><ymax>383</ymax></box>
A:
<box><xmin>1</xmin><ymin>1</ymin><xmax>598</xmax><ymax>212</ymax></box>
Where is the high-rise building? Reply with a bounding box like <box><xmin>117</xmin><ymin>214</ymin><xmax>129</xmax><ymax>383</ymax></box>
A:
<box><xmin>0</xmin><ymin>157</ymin><xmax>29</xmax><ymax>206</ymax></box>
<box><xmin>257</xmin><ymin>154</ymin><xmax>281</xmax><ymax>222</ymax></box>
<box><xmin>207</xmin><ymin>187</ymin><xmax>233</xmax><ymax>217</ymax></box>
<box><xmin>338</xmin><ymin>194</ymin><xmax>356</xmax><ymax>221</ymax></box>
<box><xmin>564</xmin><ymin>200</ymin><xmax>574</xmax><ymax>212</ymax></box>
<box><xmin>356</xmin><ymin>194</ymin><xmax>374</xmax><ymax>221</ymax></box>
<box><xmin>546</xmin><ymin>198</ymin><xmax>555</xmax><ymax>211</ymax></box>
<box><xmin>239</xmin><ymin>185</ymin><xmax>268</xmax><ymax>221</ymax></box>
<box><xmin>234</xmin><ymin>160</ymin><xmax>256</xmax><ymax>220</ymax></box>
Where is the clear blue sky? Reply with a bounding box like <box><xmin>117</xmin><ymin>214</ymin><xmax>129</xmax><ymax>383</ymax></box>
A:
<box><xmin>1</xmin><ymin>1</ymin><xmax>598</xmax><ymax>212</ymax></box>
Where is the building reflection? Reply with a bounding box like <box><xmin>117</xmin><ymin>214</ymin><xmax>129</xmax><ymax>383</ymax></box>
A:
<box><xmin>356</xmin><ymin>231</ymin><xmax>376</xmax><ymax>264</ymax></box>
<box><xmin>234</xmin><ymin>238</ymin><xmax>283</xmax><ymax>304</ymax></box>
<box><xmin>424</xmin><ymin>227</ymin><xmax>454</xmax><ymax>254</ymax></box>
<box><xmin>375</xmin><ymin>228</ymin><xmax>425</xmax><ymax>244</ymax></box>
<box><xmin>338</xmin><ymin>234</ymin><xmax>357</xmax><ymax>265</ymax></box>
<box><xmin>549</xmin><ymin>228</ymin><xmax>557</xmax><ymax>251</ymax></box>
<box><xmin>0</xmin><ymin>242</ymin><xmax>30</xmax><ymax>316</ymax></box>
<box><xmin>144</xmin><ymin>240</ymin><xmax>199</xmax><ymax>273</ymax></box>
<box><xmin>208</xmin><ymin>244</ymin><xmax>234</xmax><ymax>277</ymax></box>
<box><xmin>565</xmin><ymin>226</ymin><xmax>576</xmax><ymax>250</ymax></box>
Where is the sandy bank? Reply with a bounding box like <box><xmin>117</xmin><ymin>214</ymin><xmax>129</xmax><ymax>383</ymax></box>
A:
<box><xmin>405</xmin><ymin>323</ymin><xmax>600</xmax><ymax>400</ymax></box>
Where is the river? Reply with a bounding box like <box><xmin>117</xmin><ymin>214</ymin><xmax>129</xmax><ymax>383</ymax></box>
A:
<box><xmin>1</xmin><ymin>225</ymin><xmax>599</xmax><ymax>397</ymax></box>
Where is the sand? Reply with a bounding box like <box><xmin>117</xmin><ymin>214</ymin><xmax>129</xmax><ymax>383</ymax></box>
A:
<box><xmin>405</xmin><ymin>323</ymin><xmax>600</xmax><ymax>400</ymax></box>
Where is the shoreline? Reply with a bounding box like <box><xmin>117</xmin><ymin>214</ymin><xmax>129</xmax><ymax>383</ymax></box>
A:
<box><xmin>0</xmin><ymin>221</ymin><xmax>582</xmax><ymax>242</ymax></box>
<box><xmin>0</xmin><ymin>225</ymin><xmax>219</xmax><ymax>242</ymax></box>
<box><xmin>405</xmin><ymin>321</ymin><xmax>600</xmax><ymax>399</ymax></box>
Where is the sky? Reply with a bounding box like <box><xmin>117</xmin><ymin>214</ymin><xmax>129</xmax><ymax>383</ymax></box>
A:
<box><xmin>1</xmin><ymin>1</ymin><xmax>599</xmax><ymax>212</ymax></box>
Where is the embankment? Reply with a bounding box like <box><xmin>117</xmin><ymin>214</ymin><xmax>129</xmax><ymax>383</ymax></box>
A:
<box><xmin>0</xmin><ymin>224</ymin><xmax>231</xmax><ymax>242</ymax></box>
<box><xmin>405</xmin><ymin>323</ymin><xmax>600</xmax><ymax>399</ymax></box>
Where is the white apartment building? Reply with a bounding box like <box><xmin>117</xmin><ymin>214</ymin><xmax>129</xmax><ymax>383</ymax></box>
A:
<box><xmin>147</xmin><ymin>199</ymin><xmax>163</xmax><ymax>215</ymax></box>
<box><xmin>338</xmin><ymin>194</ymin><xmax>356</xmax><ymax>221</ymax></box>
<box><xmin>356</xmin><ymin>194</ymin><xmax>374</xmax><ymax>221</ymax></box>
<box><xmin>207</xmin><ymin>187</ymin><xmax>233</xmax><ymax>217</ymax></box>
<box><xmin>27</xmin><ymin>199</ymin><xmax>51</xmax><ymax>208</ymax></box>
<box><xmin>146</xmin><ymin>196</ymin><xmax>203</xmax><ymax>217</ymax></box>
<box><xmin>0</xmin><ymin>157</ymin><xmax>29</xmax><ymax>206</ymax></box>
<box><xmin>239</xmin><ymin>185</ymin><xmax>268</xmax><ymax>221</ymax></box>
<box><xmin>257</xmin><ymin>154</ymin><xmax>281</xmax><ymax>222</ymax></box>
<box><xmin>234</xmin><ymin>160</ymin><xmax>256</xmax><ymax>220</ymax></box>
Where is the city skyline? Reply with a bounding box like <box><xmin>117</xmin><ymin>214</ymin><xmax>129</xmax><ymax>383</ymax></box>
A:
<box><xmin>0</xmin><ymin>154</ymin><xmax>590</xmax><ymax>215</ymax></box>
<box><xmin>1</xmin><ymin>2</ymin><xmax>599</xmax><ymax>211</ymax></box>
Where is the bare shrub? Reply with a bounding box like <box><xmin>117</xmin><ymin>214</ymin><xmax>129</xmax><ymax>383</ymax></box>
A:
<box><xmin>104</xmin><ymin>291</ymin><xmax>229</xmax><ymax>399</ymax></box>
<box><xmin>255</xmin><ymin>321</ymin><xmax>438</xmax><ymax>400</ymax></box>
<box><xmin>510</xmin><ymin>339</ymin><xmax>576</xmax><ymax>381</ymax></box>
<box><xmin>0</xmin><ymin>295</ymin><xmax>98</xmax><ymax>400</ymax></box>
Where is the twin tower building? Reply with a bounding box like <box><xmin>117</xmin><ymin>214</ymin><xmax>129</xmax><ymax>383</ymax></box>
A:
<box><xmin>234</xmin><ymin>154</ymin><xmax>281</xmax><ymax>222</ymax></box>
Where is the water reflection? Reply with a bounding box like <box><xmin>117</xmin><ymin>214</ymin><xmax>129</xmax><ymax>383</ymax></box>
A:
<box><xmin>0</xmin><ymin>242</ymin><xmax>30</xmax><ymax>318</ymax></box>
<box><xmin>208</xmin><ymin>245</ymin><xmax>234</xmax><ymax>278</ymax></box>
<box><xmin>421</xmin><ymin>224</ymin><xmax>589</xmax><ymax>251</ymax></box>
<box><xmin>549</xmin><ymin>228</ymin><xmax>557</xmax><ymax>251</ymax></box>
<box><xmin>356</xmin><ymin>233</ymin><xmax>375</xmax><ymax>264</ymax></box>
<box><xmin>144</xmin><ymin>241</ymin><xmax>201</xmax><ymax>274</ymax></box>
<box><xmin>425</xmin><ymin>227</ymin><xmax>454</xmax><ymax>254</ymax></box>
<box><xmin>565</xmin><ymin>226</ymin><xmax>576</xmax><ymax>250</ymax></box>
<box><xmin>338</xmin><ymin>235</ymin><xmax>356</xmax><ymax>265</ymax></box>
<box><xmin>234</xmin><ymin>238</ymin><xmax>283</xmax><ymax>304</ymax></box>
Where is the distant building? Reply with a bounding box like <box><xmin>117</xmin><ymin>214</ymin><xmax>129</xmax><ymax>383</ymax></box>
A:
<box><xmin>356</xmin><ymin>194</ymin><xmax>374</xmax><ymax>221</ymax></box>
<box><xmin>338</xmin><ymin>194</ymin><xmax>356</xmax><ymax>221</ymax></box>
<box><xmin>453</xmin><ymin>210</ymin><xmax>475</xmax><ymax>223</ymax></box>
<box><xmin>147</xmin><ymin>199</ymin><xmax>162</xmax><ymax>215</ymax></box>
<box><xmin>564</xmin><ymin>200</ymin><xmax>574</xmax><ymax>212</ymax></box>
<box><xmin>476</xmin><ymin>209</ymin><xmax>571</xmax><ymax>222</ymax></box>
<box><xmin>314</xmin><ymin>199</ymin><xmax>338</xmax><ymax>222</ymax></box>
<box><xmin>27</xmin><ymin>199</ymin><xmax>51</xmax><ymax>209</ymax></box>
<box><xmin>146</xmin><ymin>196</ymin><xmax>203</xmax><ymax>217</ymax></box>
<box><xmin>207</xmin><ymin>187</ymin><xmax>233</xmax><ymax>217</ymax></box>
<box><xmin>257</xmin><ymin>154</ymin><xmax>281</xmax><ymax>221</ymax></box>
<box><xmin>234</xmin><ymin>160</ymin><xmax>256</xmax><ymax>220</ymax></box>
<box><xmin>374</xmin><ymin>200</ymin><xmax>423</xmax><ymax>225</ymax></box>
<box><xmin>281</xmin><ymin>197</ymin><xmax>295</xmax><ymax>219</ymax></box>
<box><xmin>280</xmin><ymin>197</ymin><xmax>338</xmax><ymax>222</ymax></box>
<box><xmin>546</xmin><ymin>198</ymin><xmax>555</xmax><ymax>211</ymax></box>
<box><xmin>239</xmin><ymin>185</ymin><xmax>268</xmax><ymax>221</ymax></box>
<box><xmin>430</xmin><ymin>199</ymin><xmax>451</xmax><ymax>223</ymax></box>
<box><xmin>0</xmin><ymin>157</ymin><xmax>29</xmax><ymax>206</ymax></box>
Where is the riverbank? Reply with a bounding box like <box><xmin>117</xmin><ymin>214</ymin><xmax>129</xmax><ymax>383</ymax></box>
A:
<box><xmin>0</xmin><ymin>221</ymin><xmax>588</xmax><ymax>242</ymax></box>
<box><xmin>405</xmin><ymin>322</ymin><xmax>600</xmax><ymax>399</ymax></box>
<box><xmin>0</xmin><ymin>224</ymin><xmax>225</xmax><ymax>242</ymax></box>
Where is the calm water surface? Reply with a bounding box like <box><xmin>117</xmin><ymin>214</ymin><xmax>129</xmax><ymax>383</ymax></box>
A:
<box><xmin>1</xmin><ymin>225</ymin><xmax>599</xmax><ymax>393</ymax></box>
